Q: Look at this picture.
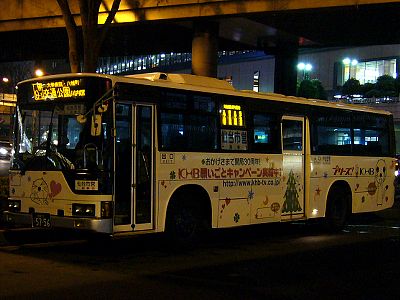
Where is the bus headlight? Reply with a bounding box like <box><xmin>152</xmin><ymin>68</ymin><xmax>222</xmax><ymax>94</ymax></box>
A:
<box><xmin>0</xmin><ymin>147</ymin><xmax>8</xmax><ymax>155</ymax></box>
<box><xmin>7</xmin><ymin>200</ymin><xmax>21</xmax><ymax>212</ymax></box>
<box><xmin>101</xmin><ymin>201</ymin><xmax>113</xmax><ymax>218</ymax></box>
<box><xmin>72</xmin><ymin>204</ymin><xmax>95</xmax><ymax>217</ymax></box>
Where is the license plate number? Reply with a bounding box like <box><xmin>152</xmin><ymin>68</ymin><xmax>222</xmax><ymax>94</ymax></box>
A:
<box><xmin>32</xmin><ymin>213</ymin><xmax>51</xmax><ymax>228</ymax></box>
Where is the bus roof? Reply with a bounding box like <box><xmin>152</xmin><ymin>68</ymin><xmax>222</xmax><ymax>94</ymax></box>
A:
<box><xmin>18</xmin><ymin>72</ymin><xmax>392</xmax><ymax>116</ymax></box>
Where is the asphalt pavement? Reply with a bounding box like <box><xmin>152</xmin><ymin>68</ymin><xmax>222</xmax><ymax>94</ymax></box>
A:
<box><xmin>1</xmin><ymin>199</ymin><xmax>399</xmax><ymax>247</ymax></box>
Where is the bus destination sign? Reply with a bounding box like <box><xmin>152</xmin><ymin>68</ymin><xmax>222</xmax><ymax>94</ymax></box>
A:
<box><xmin>32</xmin><ymin>79</ymin><xmax>86</xmax><ymax>101</ymax></box>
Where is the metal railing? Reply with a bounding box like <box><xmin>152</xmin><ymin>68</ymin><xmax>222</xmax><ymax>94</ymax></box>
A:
<box><xmin>333</xmin><ymin>96</ymin><xmax>400</xmax><ymax>105</ymax></box>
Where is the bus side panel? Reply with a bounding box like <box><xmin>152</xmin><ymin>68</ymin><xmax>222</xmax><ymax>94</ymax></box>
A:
<box><xmin>218</xmin><ymin>154</ymin><xmax>283</xmax><ymax>227</ymax></box>
<box><xmin>155</xmin><ymin>152</ymin><xmax>219</xmax><ymax>231</ymax></box>
<box><xmin>308</xmin><ymin>156</ymin><xmax>395</xmax><ymax>217</ymax></box>
<box><xmin>155</xmin><ymin>152</ymin><xmax>285</xmax><ymax>230</ymax></box>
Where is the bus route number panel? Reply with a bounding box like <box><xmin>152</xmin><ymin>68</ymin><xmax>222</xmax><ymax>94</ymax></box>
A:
<box><xmin>32</xmin><ymin>212</ymin><xmax>51</xmax><ymax>228</ymax></box>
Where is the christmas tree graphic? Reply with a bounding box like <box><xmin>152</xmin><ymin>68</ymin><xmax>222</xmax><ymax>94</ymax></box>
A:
<box><xmin>282</xmin><ymin>170</ymin><xmax>302</xmax><ymax>216</ymax></box>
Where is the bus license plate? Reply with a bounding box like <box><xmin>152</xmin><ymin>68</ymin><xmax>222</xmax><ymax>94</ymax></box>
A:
<box><xmin>32</xmin><ymin>213</ymin><xmax>51</xmax><ymax>228</ymax></box>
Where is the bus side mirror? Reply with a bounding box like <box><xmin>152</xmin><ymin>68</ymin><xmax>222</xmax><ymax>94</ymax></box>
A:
<box><xmin>91</xmin><ymin>114</ymin><xmax>102</xmax><ymax>136</ymax></box>
<box><xmin>76</xmin><ymin>114</ymin><xmax>87</xmax><ymax>124</ymax></box>
<box><xmin>98</xmin><ymin>103</ymin><xmax>108</xmax><ymax>113</ymax></box>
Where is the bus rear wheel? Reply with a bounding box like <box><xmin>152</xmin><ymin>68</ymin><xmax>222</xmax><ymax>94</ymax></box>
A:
<box><xmin>325</xmin><ymin>187</ymin><xmax>350</xmax><ymax>231</ymax></box>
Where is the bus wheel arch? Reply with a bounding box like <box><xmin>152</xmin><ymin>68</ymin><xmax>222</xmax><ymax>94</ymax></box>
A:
<box><xmin>165</xmin><ymin>184</ymin><xmax>212</xmax><ymax>241</ymax></box>
<box><xmin>325</xmin><ymin>181</ymin><xmax>352</xmax><ymax>230</ymax></box>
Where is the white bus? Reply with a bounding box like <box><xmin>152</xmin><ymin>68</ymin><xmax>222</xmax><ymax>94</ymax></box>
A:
<box><xmin>4</xmin><ymin>72</ymin><xmax>396</xmax><ymax>238</ymax></box>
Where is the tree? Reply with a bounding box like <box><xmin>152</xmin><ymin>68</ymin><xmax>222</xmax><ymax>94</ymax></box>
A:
<box><xmin>297</xmin><ymin>79</ymin><xmax>316</xmax><ymax>98</ymax></box>
<box><xmin>311</xmin><ymin>79</ymin><xmax>327</xmax><ymax>100</ymax></box>
<box><xmin>56</xmin><ymin>0</ymin><xmax>122</xmax><ymax>73</ymax></box>
<box><xmin>375</xmin><ymin>74</ymin><xmax>396</xmax><ymax>96</ymax></box>
<box><xmin>341</xmin><ymin>78</ymin><xmax>361</xmax><ymax>97</ymax></box>
<box><xmin>395</xmin><ymin>76</ymin><xmax>400</xmax><ymax>95</ymax></box>
<box><xmin>297</xmin><ymin>79</ymin><xmax>327</xmax><ymax>100</ymax></box>
<box><xmin>360</xmin><ymin>82</ymin><xmax>375</xmax><ymax>96</ymax></box>
<box><xmin>0</xmin><ymin>61</ymin><xmax>35</xmax><ymax>93</ymax></box>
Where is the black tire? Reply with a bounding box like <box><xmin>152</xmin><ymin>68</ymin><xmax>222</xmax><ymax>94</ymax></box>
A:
<box><xmin>325</xmin><ymin>187</ymin><xmax>350</xmax><ymax>231</ymax></box>
<box><xmin>166</xmin><ymin>198</ymin><xmax>209</xmax><ymax>243</ymax></box>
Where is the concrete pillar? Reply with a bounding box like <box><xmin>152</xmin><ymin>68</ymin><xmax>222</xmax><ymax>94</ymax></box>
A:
<box><xmin>273</xmin><ymin>40</ymin><xmax>298</xmax><ymax>96</ymax></box>
<box><xmin>192</xmin><ymin>21</ymin><xmax>218</xmax><ymax>78</ymax></box>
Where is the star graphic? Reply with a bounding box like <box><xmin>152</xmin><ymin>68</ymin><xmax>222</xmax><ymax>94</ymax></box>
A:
<box><xmin>315</xmin><ymin>187</ymin><xmax>321</xmax><ymax>195</ymax></box>
<box><xmin>182</xmin><ymin>154</ymin><xmax>187</xmax><ymax>161</ymax></box>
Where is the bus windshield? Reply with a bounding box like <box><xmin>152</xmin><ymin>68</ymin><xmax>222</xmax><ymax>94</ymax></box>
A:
<box><xmin>14</xmin><ymin>102</ymin><xmax>108</xmax><ymax>171</ymax></box>
<box><xmin>12</xmin><ymin>76</ymin><xmax>112</xmax><ymax>172</ymax></box>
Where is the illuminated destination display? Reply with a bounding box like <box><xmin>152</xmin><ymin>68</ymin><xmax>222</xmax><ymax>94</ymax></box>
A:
<box><xmin>220</xmin><ymin>104</ymin><xmax>244</xmax><ymax>127</ymax></box>
<box><xmin>32</xmin><ymin>79</ymin><xmax>86</xmax><ymax>101</ymax></box>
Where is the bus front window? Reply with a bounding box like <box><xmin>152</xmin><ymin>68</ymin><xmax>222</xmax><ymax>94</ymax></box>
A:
<box><xmin>14</xmin><ymin>104</ymin><xmax>107</xmax><ymax>171</ymax></box>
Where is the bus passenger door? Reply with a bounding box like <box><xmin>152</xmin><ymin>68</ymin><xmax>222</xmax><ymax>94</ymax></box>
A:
<box><xmin>133</xmin><ymin>105</ymin><xmax>154</xmax><ymax>230</ymax></box>
<box><xmin>114</xmin><ymin>103</ymin><xmax>154</xmax><ymax>232</ymax></box>
<box><xmin>281</xmin><ymin>116</ymin><xmax>305</xmax><ymax>220</ymax></box>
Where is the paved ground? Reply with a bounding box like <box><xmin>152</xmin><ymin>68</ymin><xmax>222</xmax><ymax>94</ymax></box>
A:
<box><xmin>0</xmin><ymin>208</ymin><xmax>399</xmax><ymax>299</ymax></box>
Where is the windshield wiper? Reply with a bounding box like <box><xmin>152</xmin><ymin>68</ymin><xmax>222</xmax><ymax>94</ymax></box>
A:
<box><xmin>45</xmin><ymin>106</ymin><xmax>57</xmax><ymax>159</ymax></box>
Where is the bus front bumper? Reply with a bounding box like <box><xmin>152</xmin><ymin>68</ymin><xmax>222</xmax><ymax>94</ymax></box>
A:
<box><xmin>3</xmin><ymin>211</ymin><xmax>113</xmax><ymax>234</ymax></box>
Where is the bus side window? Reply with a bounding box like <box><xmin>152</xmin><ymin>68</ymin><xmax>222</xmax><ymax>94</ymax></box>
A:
<box><xmin>282</xmin><ymin>120</ymin><xmax>303</xmax><ymax>151</ymax></box>
<box><xmin>252</xmin><ymin>113</ymin><xmax>280</xmax><ymax>152</ymax></box>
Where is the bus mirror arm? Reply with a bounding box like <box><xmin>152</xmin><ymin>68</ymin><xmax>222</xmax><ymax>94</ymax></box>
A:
<box><xmin>91</xmin><ymin>114</ymin><xmax>102</xmax><ymax>136</ymax></box>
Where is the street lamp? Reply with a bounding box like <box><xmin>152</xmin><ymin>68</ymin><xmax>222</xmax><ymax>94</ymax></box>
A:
<box><xmin>297</xmin><ymin>62</ymin><xmax>313</xmax><ymax>80</ymax></box>
<box><xmin>1</xmin><ymin>77</ymin><xmax>10</xmax><ymax>94</ymax></box>
<box><xmin>297</xmin><ymin>62</ymin><xmax>306</xmax><ymax>71</ymax></box>
<box><xmin>35</xmin><ymin>68</ymin><xmax>44</xmax><ymax>77</ymax></box>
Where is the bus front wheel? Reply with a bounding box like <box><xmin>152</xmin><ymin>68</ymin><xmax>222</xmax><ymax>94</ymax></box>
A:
<box><xmin>166</xmin><ymin>197</ymin><xmax>209</xmax><ymax>242</ymax></box>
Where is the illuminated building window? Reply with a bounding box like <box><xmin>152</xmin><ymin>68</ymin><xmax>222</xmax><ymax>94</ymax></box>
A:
<box><xmin>96</xmin><ymin>51</ymin><xmax>255</xmax><ymax>75</ymax></box>
<box><xmin>340</xmin><ymin>58</ymin><xmax>396</xmax><ymax>85</ymax></box>
<box><xmin>253</xmin><ymin>71</ymin><xmax>260</xmax><ymax>92</ymax></box>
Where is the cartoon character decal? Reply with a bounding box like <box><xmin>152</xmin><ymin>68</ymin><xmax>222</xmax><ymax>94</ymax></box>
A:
<box><xmin>30</xmin><ymin>178</ymin><xmax>63</xmax><ymax>205</ymax></box>
<box><xmin>30</xmin><ymin>178</ymin><xmax>50</xmax><ymax>205</ymax></box>
<box><xmin>375</xmin><ymin>159</ymin><xmax>388</xmax><ymax>205</ymax></box>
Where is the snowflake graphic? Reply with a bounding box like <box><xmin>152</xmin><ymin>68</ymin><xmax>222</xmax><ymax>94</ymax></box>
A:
<box><xmin>169</xmin><ymin>171</ymin><xmax>176</xmax><ymax>180</ymax></box>
<box><xmin>234</xmin><ymin>212</ymin><xmax>240</xmax><ymax>223</ymax></box>
<box><xmin>248</xmin><ymin>189</ymin><xmax>255</xmax><ymax>201</ymax></box>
